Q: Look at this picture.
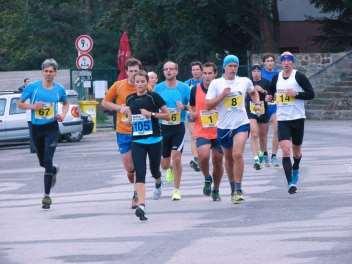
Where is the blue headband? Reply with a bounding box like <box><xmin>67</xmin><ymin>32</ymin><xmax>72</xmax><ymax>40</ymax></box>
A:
<box><xmin>280</xmin><ymin>54</ymin><xmax>294</xmax><ymax>62</ymax></box>
<box><xmin>223</xmin><ymin>55</ymin><xmax>239</xmax><ymax>68</ymax></box>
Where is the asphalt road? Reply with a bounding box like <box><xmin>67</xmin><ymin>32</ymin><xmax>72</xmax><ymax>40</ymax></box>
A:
<box><xmin>0</xmin><ymin>120</ymin><xmax>351</xmax><ymax>264</ymax></box>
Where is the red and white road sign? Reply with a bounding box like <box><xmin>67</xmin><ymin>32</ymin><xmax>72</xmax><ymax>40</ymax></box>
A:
<box><xmin>75</xmin><ymin>35</ymin><xmax>94</xmax><ymax>53</ymax></box>
<box><xmin>76</xmin><ymin>53</ymin><xmax>94</xmax><ymax>70</ymax></box>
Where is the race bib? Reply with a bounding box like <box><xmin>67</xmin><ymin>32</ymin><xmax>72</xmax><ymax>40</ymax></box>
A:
<box><xmin>131</xmin><ymin>114</ymin><xmax>152</xmax><ymax>136</ymax></box>
<box><xmin>34</xmin><ymin>103</ymin><xmax>55</xmax><ymax>120</ymax></box>
<box><xmin>249</xmin><ymin>101</ymin><xmax>265</xmax><ymax>115</ymax></box>
<box><xmin>200</xmin><ymin>110</ymin><xmax>218</xmax><ymax>128</ymax></box>
<box><xmin>162</xmin><ymin>108</ymin><xmax>181</xmax><ymax>125</ymax></box>
<box><xmin>224</xmin><ymin>94</ymin><xmax>243</xmax><ymax>110</ymax></box>
<box><xmin>276</xmin><ymin>93</ymin><xmax>295</xmax><ymax>105</ymax></box>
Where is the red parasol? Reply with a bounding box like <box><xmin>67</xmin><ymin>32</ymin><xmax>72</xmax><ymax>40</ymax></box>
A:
<box><xmin>117</xmin><ymin>32</ymin><xmax>132</xmax><ymax>80</ymax></box>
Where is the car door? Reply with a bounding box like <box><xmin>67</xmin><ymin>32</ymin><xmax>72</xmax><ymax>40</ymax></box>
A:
<box><xmin>4</xmin><ymin>96</ymin><xmax>29</xmax><ymax>140</ymax></box>
<box><xmin>0</xmin><ymin>98</ymin><xmax>7</xmax><ymax>140</ymax></box>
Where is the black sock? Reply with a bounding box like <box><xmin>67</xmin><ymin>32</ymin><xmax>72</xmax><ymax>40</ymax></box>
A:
<box><xmin>263</xmin><ymin>151</ymin><xmax>268</xmax><ymax>156</ymax></box>
<box><xmin>282</xmin><ymin>157</ymin><xmax>292</xmax><ymax>184</ymax></box>
<box><xmin>271</xmin><ymin>153</ymin><xmax>276</xmax><ymax>158</ymax></box>
<box><xmin>230</xmin><ymin>181</ymin><xmax>235</xmax><ymax>194</ymax></box>
<box><xmin>155</xmin><ymin>177</ymin><xmax>162</xmax><ymax>188</ymax></box>
<box><xmin>293</xmin><ymin>156</ymin><xmax>302</xmax><ymax>170</ymax></box>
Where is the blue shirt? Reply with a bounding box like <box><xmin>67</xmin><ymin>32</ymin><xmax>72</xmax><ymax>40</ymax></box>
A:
<box><xmin>154</xmin><ymin>81</ymin><xmax>190</xmax><ymax>122</ymax></box>
<box><xmin>20</xmin><ymin>80</ymin><xmax>67</xmax><ymax>125</ymax></box>
<box><xmin>261</xmin><ymin>68</ymin><xmax>279</xmax><ymax>82</ymax></box>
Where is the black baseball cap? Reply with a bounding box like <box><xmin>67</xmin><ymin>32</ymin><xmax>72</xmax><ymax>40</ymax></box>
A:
<box><xmin>251</xmin><ymin>64</ymin><xmax>262</xmax><ymax>71</ymax></box>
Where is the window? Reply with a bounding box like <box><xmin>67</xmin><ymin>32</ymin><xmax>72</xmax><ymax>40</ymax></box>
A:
<box><xmin>0</xmin><ymin>99</ymin><xmax>6</xmax><ymax>116</ymax></box>
<box><xmin>9</xmin><ymin>98</ymin><xmax>26</xmax><ymax>115</ymax></box>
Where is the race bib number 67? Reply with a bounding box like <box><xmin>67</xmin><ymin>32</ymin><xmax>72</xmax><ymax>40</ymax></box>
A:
<box><xmin>34</xmin><ymin>103</ymin><xmax>54</xmax><ymax>120</ymax></box>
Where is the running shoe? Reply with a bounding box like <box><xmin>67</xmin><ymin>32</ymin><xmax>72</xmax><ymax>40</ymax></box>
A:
<box><xmin>42</xmin><ymin>196</ymin><xmax>52</xmax><ymax>209</ymax></box>
<box><xmin>253</xmin><ymin>159</ymin><xmax>261</xmax><ymax>170</ymax></box>
<box><xmin>152</xmin><ymin>185</ymin><xmax>162</xmax><ymax>200</ymax></box>
<box><xmin>211</xmin><ymin>189</ymin><xmax>221</xmax><ymax>201</ymax></box>
<box><xmin>203</xmin><ymin>177</ymin><xmax>212</xmax><ymax>196</ymax></box>
<box><xmin>165</xmin><ymin>168</ymin><xmax>174</xmax><ymax>183</ymax></box>
<box><xmin>258</xmin><ymin>151</ymin><xmax>264</xmax><ymax>164</ymax></box>
<box><xmin>171</xmin><ymin>189</ymin><xmax>181</xmax><ymax>201</ymax></box>
<box><xmin>131</xmin><ymin>191</ymin><xmax>138</xmax><ymax>209</ymax></box>
<box><xmin>288</xmin><ymin>184</ymin><xmax>297</xmax><ymax>194</ymax></box>
<box><xmin>263</xmin><ymin>155</ymin><xmax>270</xmax><ymax>167</ymax></box>
<box><xmin>271</xmin><ymin>156</ymin><xmax>280</xmax><ymax>167</ymax></box>
<box><xmin>189</xmin><ymin>159</ymin><xmax>200</xmax><ymax>172</ymax></box>
<box><xmin>291</xmin><ymin>169</ymin><xmax>300</xmax><ymax>185</ymax></box>
<box><xmin>232</xmin><ymin>191</ymin><xmax>244</xmax><ymax>204</ymax></box>
<box><xmin>135</xmin><ymin>205</ymin><xmax>148</xmax><ymax>221</ymax></box>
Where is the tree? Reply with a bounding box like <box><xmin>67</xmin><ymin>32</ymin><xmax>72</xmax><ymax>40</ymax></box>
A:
<box><xmin>309</xmin><ymin>0</ymin><xmax>352</xmax><ymax>51</ymax></box>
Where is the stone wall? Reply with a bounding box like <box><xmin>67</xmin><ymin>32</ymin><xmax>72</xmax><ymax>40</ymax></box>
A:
<box><xmin>251</xmin><ymin>51</ymin><xmax>350</xmax><ymax>79</ymax></box>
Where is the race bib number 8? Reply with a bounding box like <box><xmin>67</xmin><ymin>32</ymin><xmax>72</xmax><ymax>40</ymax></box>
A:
<box><xmin>200</xmin><ymin>110</ymin><xmax>218</xmax><ymax>128</ymax></box>
<box><xmin>276</xmin><ymin>93</ymin><xmax>295</xmax><ymax>105</ymax></box>
<box><xmin>132</xmin><ymin>114</ymin><xmax>153</xmax><ymax>136</ymax></box>
<box><xmin>249</xmin><ymin>101</ymin><xmax>265</xmax><ymax>115</ymax></box>
<box><xmin>34</xmin><ymin>103</ymin><xmax>54</xmax><ymax>120</ymax></box>
<box><xmin>224</xmin><ymin>95</ymin><xmax>243</xmax><ymax>110</ymax></box>
<box><xmin>162</xmin><ymin>108</ymin><xmax>181</xmax><ymax>125</ymax></box>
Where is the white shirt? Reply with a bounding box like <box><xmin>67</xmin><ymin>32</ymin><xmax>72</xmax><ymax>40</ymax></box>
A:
<box><xmin>276</xmin><ymin>70</ymin><xmax>305</xmax><ymax>121</ymax></box>
<box><xmin>206</xmin><ymin>76</ymin><xmax>254</xmax><ymax>129</ymax></box>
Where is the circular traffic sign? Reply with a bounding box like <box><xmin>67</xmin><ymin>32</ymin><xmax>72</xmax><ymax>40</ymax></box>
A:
<box><xmin>75</xmin><ymin>35</ymin><xmax>94</xmax><ymax>53</ymax></box>
<box><xmin>76</xmin><ymin>53</ymin><xmax>94</xmax><ymax>70</ymax></box>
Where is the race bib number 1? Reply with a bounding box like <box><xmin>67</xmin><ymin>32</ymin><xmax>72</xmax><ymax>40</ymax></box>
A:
<box><xmin>34</xmin><ymin>103</ymin><xmax>55</xmax><ymax>120</ymax></box>
<box><xmin>200</xmin><ymin>110</ymin><xmax>218</xmax><ymax>128</ymax></box>
<box><xmin>276</xmin><ymin>93</ymin><xmax>295</xmax><ymax>105</ymax></box>
<box><xmin>162</xmin><ymin>108</ymin><xmax>181</xmax><ymax>125</ymax></box>
<box><xmin>132</xmin><ymin>114</ymin><xmax>153</xmax><ymax>136</ymax></box>
<box><xmin>224</xmin><ymin>95</ymin><xmax>243</xmax><ymax>110</ymax></box>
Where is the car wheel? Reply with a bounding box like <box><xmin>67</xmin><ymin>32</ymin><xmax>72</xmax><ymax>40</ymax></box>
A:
<box><xmin>66</xmin><ymin>131</ymin><xmax>83</xmax><ymax>142</ymax></box>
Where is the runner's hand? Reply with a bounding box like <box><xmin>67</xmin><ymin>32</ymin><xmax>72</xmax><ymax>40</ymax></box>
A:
<box><xmin>140</xmin><ymin>109</ymin><xmax>151</xmax><ymax>118</ymax></box>
<box><xmin>176</xmin><ymin>101</ymin><xmax>184</xmax><ymax>111</ymax></box>
<box><xmin>32</xmin><ymin>102</ymin><xmax>44</xmax><ymax>110</ymax></box>
<box><xmin>222</xmin><ymin>87</ymin><xmax>231</xmax><ymax>98</ymax></box>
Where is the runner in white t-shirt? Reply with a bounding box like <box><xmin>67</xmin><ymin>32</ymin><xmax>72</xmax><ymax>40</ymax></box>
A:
<box><xmin>205</xmin><ymin>55</ymin><xmax>260</xmax><ymax>204</ymax></box>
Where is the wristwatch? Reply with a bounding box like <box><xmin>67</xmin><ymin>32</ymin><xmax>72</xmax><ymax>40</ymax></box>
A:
<box><xmin>151</xmin><ymin>112</ymin><xmax>156</xmax><ymax>118</ymax></box>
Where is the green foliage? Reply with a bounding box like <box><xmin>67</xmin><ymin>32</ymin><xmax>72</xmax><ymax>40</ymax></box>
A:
<box><xmin>0</xmin><ymin>0</ymin><xmax>278</xmax><ymax>76</ymax></box>
<box><xmin>310</xmin><ymin>0</ymin><xmax>352</xmax><ymax>51</ymax></box>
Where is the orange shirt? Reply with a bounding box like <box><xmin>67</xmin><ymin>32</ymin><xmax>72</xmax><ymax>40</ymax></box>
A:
<box><xmin>104</xmin><ymin>79</ymin><xmax>136</xmax><ymax>134</ymax></box>
<box><xmin>193</xmin><ymin>84</ymin><xmax>217</xmax><ymax>139</ymax></box>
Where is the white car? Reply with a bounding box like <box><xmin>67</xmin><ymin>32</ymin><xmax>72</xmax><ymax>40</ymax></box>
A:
<box><xmin>0</xmin><ymin>90</ymin><xmax>83</xmax><ymax>143</ymax></box>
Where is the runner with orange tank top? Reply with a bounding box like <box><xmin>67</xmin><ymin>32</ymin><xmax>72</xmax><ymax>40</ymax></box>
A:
<box><xmin>189</xmin><ymin>62</ymin><xmax>224</xmax><ymax>201</ymax></box>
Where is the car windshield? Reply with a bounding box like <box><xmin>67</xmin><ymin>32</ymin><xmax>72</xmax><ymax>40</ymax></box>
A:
<box><xmin>66</xmin><ymin>95</ymin><xmax>79</xmax><ymax>105</ymax></box>
<box><xmin>0</xmin><ymin>98</ymin><xmax>6</xmax><ymax>116</ymax></box>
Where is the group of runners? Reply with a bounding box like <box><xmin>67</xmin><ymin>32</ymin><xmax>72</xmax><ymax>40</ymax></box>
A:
<box><xmin>19</xmin><ymin>51</ymin><xmax>314</xmax><ymax>221</ymax></box>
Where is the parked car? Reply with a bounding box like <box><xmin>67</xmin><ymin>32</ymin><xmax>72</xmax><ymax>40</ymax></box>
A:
<box><xmin>0</xmin><ymin>90</ymin><xmax>83</xmax><ymax>143</ymax></box>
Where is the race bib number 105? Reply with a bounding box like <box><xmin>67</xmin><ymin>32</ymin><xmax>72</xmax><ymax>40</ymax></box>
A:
<box><xmin>132</xmin><ymin>114</ymin><xmax>153</xmax><ymax>136</ymax></box>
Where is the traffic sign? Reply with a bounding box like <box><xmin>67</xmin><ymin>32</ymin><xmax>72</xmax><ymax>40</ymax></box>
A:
<box><xmin>75</xmin><ymin>35</ymin><xmax>94</xmax><ymax>53</ymax></box>
<box><xmin>76</xmin><ymin>54</ymin><xmax>94</xmax><ymax>70</ymax></box>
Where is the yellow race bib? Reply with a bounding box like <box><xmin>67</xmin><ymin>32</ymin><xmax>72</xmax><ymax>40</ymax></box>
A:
<box><xmin>276</xmin><ymin>93</ymin><xmax>295</xmax><ymax>105</ymax></box>
<box><xmin>249</xmin><ymin>101</ymin><xmax>265</xmax><ymax>115</ymax></box>
<box><xmin>200</xmin><ymin>110</ymin><xmax>218</xmax><ymax>128</ymax></box>
<box><xmin>34</xmin><ymin>103</ymin><xmax>54</xmax><ymax>120</ymax></box>
<box><xmin>224</xmin><ymin>95</ymin><xmax>243</xmax><ymax>110</ymax></box>
<box><xmin>162</xmin><ymin>108</ymin><xmax>181</xmax><ymax>125</ymax></box>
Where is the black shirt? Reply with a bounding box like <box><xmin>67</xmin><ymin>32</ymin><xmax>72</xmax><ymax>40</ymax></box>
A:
<box><xmin>246</xmin><ymin>78</ymin><xmax>271</xmax><ymax>115</ymax></box>
<box><xmin>126</xmin><ymin>92</ymin><xmax>166</xmax><ymax>139</ymax></box>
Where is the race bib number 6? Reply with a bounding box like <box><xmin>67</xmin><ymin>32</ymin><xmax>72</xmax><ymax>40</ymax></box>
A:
<box><xmin>132</xmin><ymin>114</ymin><xmax>153</xmax><ymax>136</ymax></box>
<box><xmin>276</xmin><ymin>93</ymin><xmax>295</xmax><ymax>105</ymax></box>
<box><xmin>200</xmin><ymin>110</ymin><xmax>218</xmax><ymax>128</ymax></box>
<box><xmin>34</xmin><ymin>103</ymin><xmax>54</xmax><ymax>120</ymax></box>
<box><xmin>162</xmin><ymin>108</ymin><xmax>181</xmax><ymax>125</ymax></box>
<box><xmin>224</xmin><ymin>95</ymin><xmax>243</xmax><ymax>110</ymax></box>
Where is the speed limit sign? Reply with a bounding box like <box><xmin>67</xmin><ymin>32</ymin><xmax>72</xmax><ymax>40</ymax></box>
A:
<box><xmin>75</xmin><ymin>35</ymin><xmax>94</xmax><ymax>53</ymax></box>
